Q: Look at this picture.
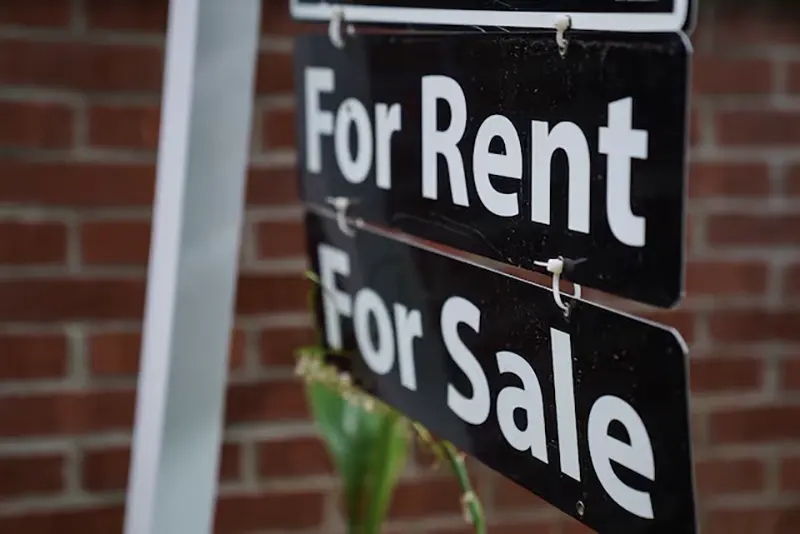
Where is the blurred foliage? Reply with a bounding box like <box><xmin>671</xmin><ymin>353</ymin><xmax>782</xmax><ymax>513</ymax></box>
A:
<box><xmin>294</xmin><ymin>271</ymin><xmax>486</xmax><ymax>534</ymax></box>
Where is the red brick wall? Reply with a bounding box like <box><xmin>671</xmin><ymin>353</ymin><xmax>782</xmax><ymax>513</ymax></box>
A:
<box><xmin>0</xmin><ymin>1</ymin><xmax>798</xmax><ymax>533</ymax></box>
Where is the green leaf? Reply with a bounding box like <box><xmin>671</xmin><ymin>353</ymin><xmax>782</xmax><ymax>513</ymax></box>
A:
<box><xmin>305</xmin><ymin>381</ymin><xmax>409</xmax><ymax>534</ymax></box>
<box><xmin>360</xmin><ymin>410</ymin><xmax>409</xmax><ymax>533</ymax></box>
<box><xmin>441</xmin><ymin>442</ymin><xmax>486</xmax><ymax>534</ymax></box>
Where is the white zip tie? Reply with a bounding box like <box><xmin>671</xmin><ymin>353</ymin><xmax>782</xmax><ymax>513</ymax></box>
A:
<box><xmin>326</xmin><ymin>196</ymin><xmax>357</xmax><ymax>237</ymax></box>
<box><xmin>329</xmin><ymin>6</ymin><xmax>345</xmax><ymax>49</ymax></box>
<box><xmin>554</xmin><ymin>15</ymin><xmax>571</xmax><ymax>57</ymax></box>
<box><xmin>534</xmin><ymin>256</ymin><xmax>582</xmax><ymax>315</ymax></box>
<box><xmin>328</xmin><ymin>5</ymin><xmax>354</xmax><ymax>49</ymax></box>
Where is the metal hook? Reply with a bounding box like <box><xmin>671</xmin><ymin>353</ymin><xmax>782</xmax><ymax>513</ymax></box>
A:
<box><xmin>326</xmin><ymin>196</ymin><xmax>356</xmax><ymax>237</ymax></box>
<box><xmin>554</xmin><ymin>14</ymin><xmax>571</xmax><ymax>57</ymax></box>
<box><xmin>328</xmin><ymin>6</ymin><xmax>354</xmax><ymax>49</ymax></box>
<box><xmin>534</xmin><ymin>257</ymin><xmax>581</xmax><ymax>317</ymax></box>
<box><xmin>329</xmin><ymin>7</ymin><xmax>345</xmax><ymax>49</ymax></box>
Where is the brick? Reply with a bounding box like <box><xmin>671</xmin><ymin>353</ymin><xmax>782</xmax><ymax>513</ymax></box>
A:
<box><xmin>690</xmin><ymin>357</ymin><xmax>763</xmax><ymax>393</ymax></box>
<box><xmin>81</xmin><ymin>220</ymin><xmax>150</xmax><ymax>265</ymax></box>
<box><xmin>0</xmin><ymin>506</ymin><xmax>123</xmax><ymax>534</ymax></box>
<box><xmin>82</xmin><ymin>443</ymin><xmax>240</xmax><ymax>491</ymax></box>
<box><xmin>779</xmin><ymin>358</ymin><xmax>800</xmax><ymax>391</ymax></box>
<box><xmin>0</xmin><ymin>453</ymin><xmax>64</xmax><ymax>497</ymax></box>
<box><xmin>263</xmin><ymin>107</ymin><xmax>295</xmax><ymax>149</ymax></box>
<box><xmin>788</xmin><ymin>62</ymin><xmax>800</xmax><ymax>94</ymax></box>
<box><xmin>215</xmin><ymin>491</ymin><xmax>324</xmax><ymax>532</ymax></box>
<box><xmin>235</xmin><ymin>275</ymin><xmax>309</xmax><ymax>315</ymax></box>
<box><xmin>692</xmin><ymin>56</ymin><xmax>772</xmax><ymax>95</ymax></box>
<box><xmin>709</xmin><ymin>405</ymin><xmax>800</xmax><ymax>444</ymax></box>
<box><xmin>694</xmin><ymin>458</ymin><xmax>766</xmax><ymax>497</ymax></box>
<box><xmin>225</xmin><ymin>381</ymin><xmax>308</xmax><ymax>423</ymax></box>
<box><xmin>688</xmin><ymin>162</ymin><xmax>770</xmax><ymax>198</ymax></box>
<box><xmin>779</xmin><ymin>456</ymin><xmax>800</xmax><ymax>491</ymax></box>
<box><xmin>714</xmin><ymin>13</ymin><xmax>800</xmax><ymax>48</ymax></box>
<box><xmin>260</xmin><ymin>326</ymin><xmax>316</xmax><ymax>368</ymax></box>
<box><xmin>0</xmin><ymin>39</ymin><xmax>163</xmax><ymax>92</ymax></box>
<box><xmin>256</xmin><ymin>52</ymin><xmax>293</xmax><ymax>95</ymax></box>
<box><xmin>261</xmin><ymin>0</ymin><xmax>319</xmax><ymax>36</ymax></box>
<box><xmin>88</xmin><ymin>104</ymin><xmax>160</xmax><ymax>149</ymax></box>
<box><xmin>0</xmin><ymin>221</ymin><xmax>67</xmax><ymax>265</ymax></box>
<box><xmin>257</xmin><ymin>436</ymin><xmax>332</xmax><ymax>477</ymax></box>
<box><xmin>783</xmin><ymin>264</ymin><xmax>800</xmax><ymax>295</ymax></box>
<box><xmin>0</xmin><ymin>333</ymin><xmax>68</xmax><ymax>381</ymax></box>
<box><xmin>0</xmin><ymin>100</ymin><xmax>73</xmax><ymax>148</ymax></box>
<box><xmin>0</xmin><ymin>1</ymin><xmax>71</xmax><ymax>27</ymax></box>
<box><xmin>707</xmin><ymin>214</ymin><xmax>800</xmax><ymax>247</ymax></box>
<box><xmin>256</xmin><ymin>220</ymin><xmax>305</xmax><ymax>259</ymax></box>
<box><xmin>493</xmin><ymin>476</ymin><xmax>554</xmax><ymax>512</ymax></box>
<box><xmin>431</xmin><ymin>523</ymin><xmax>558</xmax><ymax>534</ymax></box>
<box><xmin>389</xmin><ymin>478</ymin><xmax>466</xmax><ymax>519</ymax></box>
<box><xmin>88</xmin><ymin>331</ymin><xmax>139</xmax><ymax>376</ymax></box>
<box><xmin>716</xmin><ymin>111</ymin><xmax>800</xmax><ymax>147</ymax></box>
<box><xmin>637</xmin><ymin>310</ymin><xmax>695</xmax><ymax>343</ymax></box>
<box><xmin>88</xmin><ymin>329</ymin><xmax>245</xmax><ymax>377</ymax></box>
<box><xmin>0</xmin><ymin>275</ymin><xmax>304</xmax><ymax>322</ymax></box>
<box><xmin>0</xmin><ymin>160</ymin><xmax>155</xmax><ymax>207</ymax></box>
<box><xmin>709</xmin><ymin>310</ymin><xmax>800</xmax><ymax>343</ymax></box>
<box><xmin>561</xmin><ymin>520</ymin><xmax>596</xmax><ymax>534</ymax></box>
<box><xmin>86</xmin><ymin>0</ymin><xmax>167</xmax><ymax>32</ymax></box>
<box><xmin>0</xmin><ymin>278</ymin><xmax>145</xmax><ymax>322</ymax></box>
<box><xmin>246</xmin><ymin>168</ymin><xmax>299</xmax><ymax>206</ymax></box>
<box><xmin>690</xmin><ymin>106</ymin><xmax>700</xmax><ymax>147</ymax></box>
<box><xmin>788</xmin><ymin>165</ymin><xmax>800</xmax><ymax>196</ymax></box>
<box><xmin>0</xmin><ymin>390</ymin><xmax>135</xmax><ymax>437</ymax></box>
<box><xmin>685</xmin><ymin>260</ymin><xmax>769</xmax><ymax>296</ymax></box>
<box><xmin>706</xmin><ymin>506</ymin><xmax>800</xmax><ymax>534</ymax></box>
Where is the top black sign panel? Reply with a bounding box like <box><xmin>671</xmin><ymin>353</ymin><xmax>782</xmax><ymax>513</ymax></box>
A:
<box><xmin>294</xmin><ymin>32</ymin><xmax>690</xmax><ymax>308</ymax></box>
<box><xmin>290</xmin><ymin>0</ymin><xmax>696</xmax><ymax>33</ymax></box>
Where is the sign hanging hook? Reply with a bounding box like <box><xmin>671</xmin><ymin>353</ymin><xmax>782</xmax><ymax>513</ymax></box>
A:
<box><xmin>326</xmin><ymin>196</ymin><xmax>358</xmax><ymax>237</ymax></box>
<box><xmin>329</xmin><ymin>6</ymin><xmax>354</xmax><ymax>49</ymax></box>
<box><xmin>534</xmin><ymin>257</ymin><xmax>581</xmax><ymax>316</ymax></box>
<box><xmin>554</xmin><ymin>14</ymin><xmax>571</xmax><ymax>57</ymax></box>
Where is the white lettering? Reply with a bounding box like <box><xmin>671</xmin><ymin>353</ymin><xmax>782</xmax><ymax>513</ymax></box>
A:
<box><xmin>334</xmin><ymin>98</ymin><xmax>373</xmax><ymax>184</ymax></box>
<box><xmin>421</xmin><ymin>75</ymin><xmax>468</xmax><ymax>206</ymax></box>
<box><xmin>496</xmin><ymin>350</ymin><xmax>548</xmax><ymax>462</ymax></box>
<box><xmin>589</xmin><ymin>395</ymin><xmax>655</xmax><ymax>519</ymax></box>
<box><xmin>531</xmin><ymin>120</ymin><xmax>591</xmax><ymax>233</ymax></box>
<box><xmin>375</xmin><ymin>103</ymin><xmax>402</xmax><ymax>190</ymax></box>
<box><xmin>599</xmin><ymin>97</ymin><xmax>648</xmax><ymax>247</ymax></box>
<box><xmin>394</xmin><ymin>303</ymin><xmax>422</xmax><ymax>391</ymax></box>
<box><xmin>317</xmin><ymin>243</ymin><xmax>351</xmax><ymax>350</ymax></box>
<box><xmin>353</xmin><ymin>288</ymin><xmax>395</xmax><ymax>375</ymax></box>
<box><xmin>304</xmin><ymin>67</ymin><xmax>335</xmax><ymax>174</ymax></box>
<box><xmin>551</xmin><ymin>328</ymin><xmax>581</xmax><ymax>481</ymax></box>
<box><xmin>441</xmin><ymin>296</ymin><xmax>490</xmax><ymax>425</ymax></box>
<box><xmin>473</xmin><ymin>115</ymin><xmax>523</xmax><ymax>217</ymax></box>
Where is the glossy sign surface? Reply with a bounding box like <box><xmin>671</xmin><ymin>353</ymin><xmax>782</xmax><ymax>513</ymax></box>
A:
<box><xmin>290</xmin><ymin>0</ymin><xmax>695</xmax><ymax>33</ymax></box>
<box><xmin>294</xmin><ymin>32</ymin><xmax>690</xmax><ymax>308</ymax></box>
<box><xmin>306</xmin><ymin>209</ymin><xmax>697</xmax><ymax>534</ymax></box>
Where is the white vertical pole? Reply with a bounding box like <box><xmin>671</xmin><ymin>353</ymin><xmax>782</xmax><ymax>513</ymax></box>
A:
<box><xmin>123</xmin><ymin>1</ymin><xmax>261</xmax><ymax>533</ymax></box>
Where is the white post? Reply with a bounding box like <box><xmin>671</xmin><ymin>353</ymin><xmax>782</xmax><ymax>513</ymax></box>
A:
<box><xmin>123</xmin><ymin>1</ymin><xmax>261</xmax><ymax>533</ymax></box>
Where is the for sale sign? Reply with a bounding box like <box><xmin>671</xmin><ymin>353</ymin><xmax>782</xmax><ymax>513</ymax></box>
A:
<box><xmin>305</xmin><ymin>209</ymin><xmax>697</xmax><ymax>534</ymax></box>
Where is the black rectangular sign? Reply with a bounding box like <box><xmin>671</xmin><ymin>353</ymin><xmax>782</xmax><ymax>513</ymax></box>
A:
<box><xmin>305</xmin><ymin>208</ymin><xmax>697</xmax><ymax>534</ymax></box>
<box><xmin>290</xmin><ymin>0</ymin><xmax>696</xmax><ymax>33</ymax></box>
<box><xmin>294</xmin><ymin>32</ymin><xmax>691</xmax><ymax>308</ymax></box>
